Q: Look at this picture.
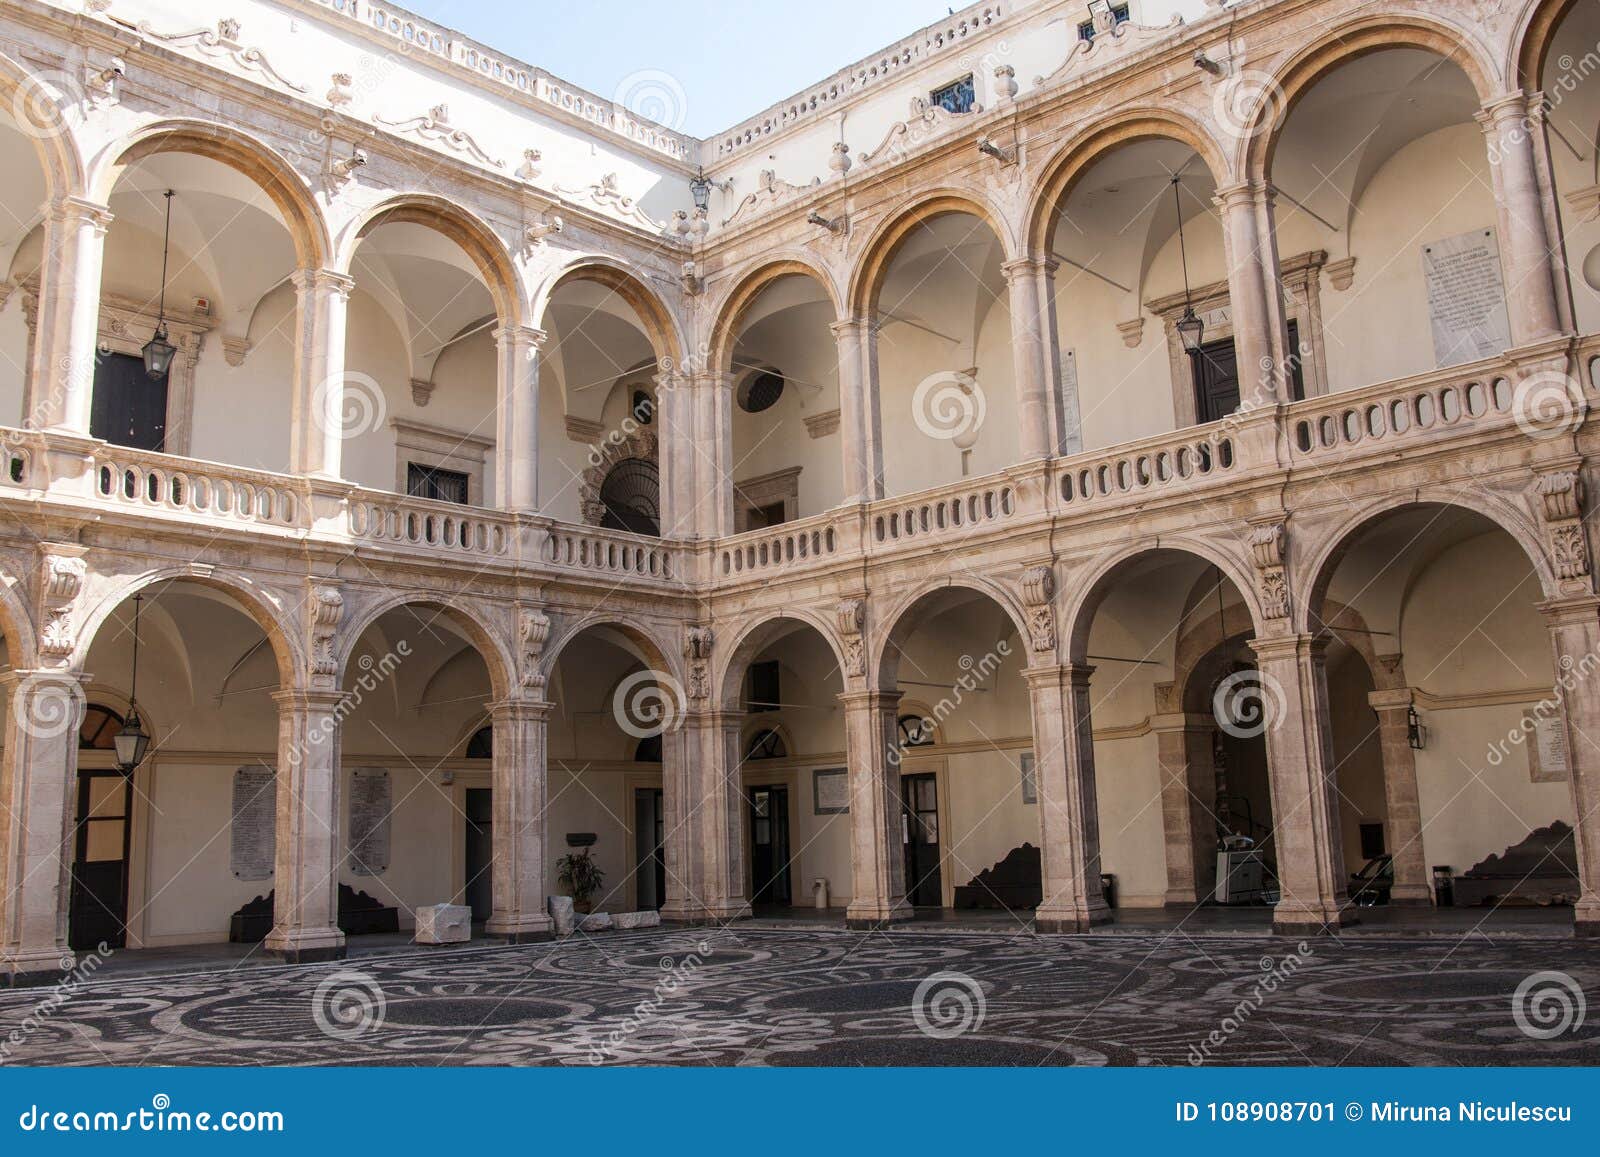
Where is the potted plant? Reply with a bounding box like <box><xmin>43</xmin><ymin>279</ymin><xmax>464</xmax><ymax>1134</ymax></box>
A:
<box><xmin>557</xmin><ymin>848</ymin><xmax>605</xmax><ymax>914</ymax></box>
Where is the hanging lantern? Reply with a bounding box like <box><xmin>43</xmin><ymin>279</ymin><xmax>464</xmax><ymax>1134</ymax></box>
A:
<box><xmin>143</xmin><ymin>190</ymin><xmax>177</xmax><ymax>381</ymax></box>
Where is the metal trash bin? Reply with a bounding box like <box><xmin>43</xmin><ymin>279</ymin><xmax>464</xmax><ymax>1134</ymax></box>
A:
<box><xmin>1432</xmin><ymin>865</ymin><xmax>1454</xmax><ymax>907</ymax></box>
<box><xmin>1100</xmin><ymin>873</ymin><xmax>1116</xmax><ymax>909</ymax></box>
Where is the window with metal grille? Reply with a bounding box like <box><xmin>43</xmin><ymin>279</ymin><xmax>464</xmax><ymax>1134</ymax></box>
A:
<box><xmin>407</xmin><ymin>463</ymin><xmax>470</xmax><ymax>504</ymax></box>
<box><xmin>737</xmin><ymin>371</ymin><xmax>785</xmax><ymax>414</ymax></box>
<box><xmin>1078</xmin><ymin>3</ymin><xmax>1130</xmax><ymax>42</ymax></box>
<box><xmin>599</xmin><ymin>457</ymin><xmax>661</xmax><ymax>537</ymax></box>
<box><xmin>930</xmin><ymin>74</ymin><xmax>976</xmax><ymax>115</ymax></box>
<box><xmin>745</xmin><ymin>728</ymin><xmax>787</xmax><ymax>760</ymax></box>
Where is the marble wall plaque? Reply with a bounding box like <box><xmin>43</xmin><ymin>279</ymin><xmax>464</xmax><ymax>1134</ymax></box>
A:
<box><xmin>1531</xmin><ymin>713</ymin><xmax>1571</xmax><ymax>783</ymax></box>
<box><xmin>230</xmin><ymin>765</ymin><xmax>276</xmax><ymax>880</ymax></box>
<box><xmin>1020</xmin><ymin>751</ymin><xmax>1037</xmax><ymax>805</ymax></box>
<box><xmin>813</xmin><ymin>767</ymin><xmax>849</xmax><ymax>815</ymax></box>
<box><xmin>1422</xmin><ymin>228</ymin><xmax>1511</xmax><ymax>368</ymax></box>
<box><xmin>348</xmin><ymin>767</ymin><xmax>392</xmax><ymax>876</ymax></box>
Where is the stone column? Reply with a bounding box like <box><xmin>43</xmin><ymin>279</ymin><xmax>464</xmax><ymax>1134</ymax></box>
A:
<box><xmin>288</xmin><ymin>270</ymin><xmax>355</xmax><ymax>480</ymax></box>
<box><xmin>655</xmin><ymin>370</ymin><xmax>695</xmax><ymax>538</ymax></box>
<box><xmin>1540</xmin><ymin>596</ymin><xmax>1600</xmax><ymax>937</ymax></box>
<box><xmin>264</xmin><ymin>689</ymin><xmax>347</xmax><ymax>963</ymax></box>
<box><xmin>1366</xmin><ymin>682</ymin><xmax>1432</xmax><ymax>905</ymax></box>
<box><xmin>1030</xmin><ymin>664</ymin><xmax>1112</xmax><ymax>931</ymax></box>
<box><xmin>830</xmin><ymin>319</ymin><xmax>885</xmax><ymax>504</ymax></box>
<box><xmin>1249</xmin><ymin>635</ymin><xmax>1356</xmax><ymax>934</ymax></box>
<box><xmin>495</xmin><ymin>326</ymin><xmax>545</xmax><ymax>513</ymax></box>
<box><xmin>1478</xmin><ymin>95</ymin><xmax>1564</xmax><ymax>347</ymax></box>
<box><xmin>1152</xmin><ymin>711</ymin><xmax>1219</xmax><ymax>906</ymax></box>
<box><xmin>25</xmin><ymin>198</ymin><xmax>113</xmax><ymax>435</ymax></box>
<box><xmin>0</xmin><ymin>671</ymin><xmax>83</xmax><ymax>985</ymax></box>
<box><xmin>696</xmin><ymin>372</ymin><xmax>735</xmax><ymax>538</ymax></box>
<box><xmin>486</xmin><ymin>698</ymin><xmax>554</xmax><ymax>941</ymax></box>
<box><xmin>1215</xmin><ymin>182</ymin><xmax>1288</xmax><ymax>409</ymax></box>
<box><xmin>1002</xmin><ymin>256</ymin><xmax>1062</xmax><ymax>461</ymax></box>
<box><xmin>840</xmin><ymin>689</ymin><xmax>911</xmax><ymax>927</ymax></box>
<box><xmin>662</xmin><ymin>711</ymin><xmax>750</xmax><ymax>922</ymax></box>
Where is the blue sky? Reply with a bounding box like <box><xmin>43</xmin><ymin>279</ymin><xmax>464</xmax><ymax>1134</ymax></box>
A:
<box><xmin>402</xmin><ymin>0</ymin><xmax>972</xmax><ymax>137</ymax></box>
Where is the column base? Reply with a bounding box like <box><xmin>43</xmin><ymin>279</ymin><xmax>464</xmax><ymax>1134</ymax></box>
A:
<box><xmin>1388</xmin><ymin>885</ymin><xmax>1434</xmax><ymax>907</ymax></box>
<box><xmin>486</xmin><ymin>914</ymin><xmax>554</xmax><ymax>944</ymax></box>
<box><xmin>844</xmin><ymin>898</ymin><xmax>913</xmax><ymax>930</ymax></box>
<box><xmin>264</xmin><ymin>926</ymin><xmax>346</xmax><ymax>964</ymax></box>
<box><xmin>2</xmin><ymin>950</ymin><xmax>69</xmax><ymax>988</ymax></box>
<box><xmin>662</xmin><ymin>901</ymin><xmax>753</xmax><ymax>926</ymax></box>
<box><xmin>1573</xmin><ymin>898</ymin><xmax>1600</xmax><ymax>938</ymax></box>
<box><xmin>1271</xmin><ymin>899</ymin><xmax>1358</xmax><ymax>937</ymax></box>
<box><xmin>1034</xmin><ymin>900</ymin><xmax>1113</xmax><ymax>934</ymax></box>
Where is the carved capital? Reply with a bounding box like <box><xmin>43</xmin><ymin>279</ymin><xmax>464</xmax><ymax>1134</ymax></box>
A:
<box><xmin>1534</xmin><ymin>469</ymin><xmax>1592</xmax><ymax>590</ymax></box>
<box><xmin>518</xmin><ymin>605</ymin><xmax>551</xmax><ymax>692</ymax></box>
<box><xmin>1249</xmin><ymin>521</ymin><xmax>1290</xmax><ymax>620</ymax></box>
<box><xmin>38</xmin><ymin>546</ymin><xmax>88</xmax><ymax>664</ymax></box>
<box><xmin>308</xmin><ymin>585</ymin><xmax>344</xmax><ymax>681</ymax></box>
<box><xmin>684</xmin><ymin>624</ymin><xmax>713</xmax><ymax>701</ymax></box>
<box><xmin>1019</xmin><ymin>565</ymin><xmax>1057</xmax><ymax>653</ymax></box>
<box><xmin>837</xmin><ymin>598</ymin><xmax>867</xmax><ymax>678</ymax></box>
<box><xmin>1536</xmin><ymin>469</ymin><xmax>1585</xmax><ymax>522</ymax></box>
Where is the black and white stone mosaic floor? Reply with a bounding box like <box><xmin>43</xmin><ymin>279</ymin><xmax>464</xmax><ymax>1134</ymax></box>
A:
<box><xmin>1</xmin><ymin>928</ymin><xmax>1596</xmax><ymax>1066</ymax></box>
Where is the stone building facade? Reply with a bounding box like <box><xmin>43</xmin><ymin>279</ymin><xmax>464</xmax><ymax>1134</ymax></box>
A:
<box><xmin>2</xmin><ymin>0</ymin><xmax>1599</xmax><ymax>982</ymax></box>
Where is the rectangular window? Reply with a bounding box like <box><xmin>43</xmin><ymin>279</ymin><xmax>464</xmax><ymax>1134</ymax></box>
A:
<box><xmin>746</xmin><ymin>660</ymin><xmax>780</xmax><ymax>714</ymax></box>
<box><xmin>930</xmin><ymin>74</ymin><xmax>976</xmax><ymax>115</ymax></box>
<box><xmin>406</xmin><ymin>463</ymin><xmax>470</xmax><ymax>504</ymax></box>
<box><xmin>1078</xmin><ymin>3</ymin><xmax>1131</xmax><ymax>43</ymax></box>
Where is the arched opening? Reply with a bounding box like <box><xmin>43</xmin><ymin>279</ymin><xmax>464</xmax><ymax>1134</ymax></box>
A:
<box><xmin>865</xmin><ymin>205</ymin><xmax>1016</xmax><ymax>497</ymax></box>
<box><xmin>1267</xmin><ymin>45</ymin><xmax>1501</xmax><ymax>389</ymax></box>
<box><xmin>716</xmin><ymin>265</ymin><xmax>842</xmax><ymax>530</ymax></box>
<box><xmin>718</xmin><ymin>616</ymin><xmax>844</xmax><ymax>912</ymax></box>
<box><xmin>1535</xmin><ymin>0</ymin><xmax>1600</xmax><ymax>338</ymax></box>
<box><xmin>1041</xmin><ymin>133</ymin><xmax>1233</xmax><ymax>443</ymax></box>
<box><xmin>0</xmin><ymin>74</ymin><xmax>62</xmax><ymax>430</ymax></box>
<box><xmin>1309</xmin><ymin>503</ymin><xmax>1577</xmax><ymax>914</ymax></box>
<box><xmin>537</xmin><ymin>266</ymin><xmax>678</xmax><ymax>535</ymax></box>
<box><xmin>341</xmin><ymin>205</ymin><xmax>509</xmax><ymax>505</ymax></box>
<box><xmin>876</xmin><ymin>588</ymin><xmax>1035</xmax><ymax>914</ymax></box>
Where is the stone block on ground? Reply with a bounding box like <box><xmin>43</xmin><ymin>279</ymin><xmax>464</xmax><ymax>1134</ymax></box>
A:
<box><xmin>548</xmin><ymin>895</ymin><xmax>576</xmax><ymax>935</ymax></box>
<box><xmin>578</xmin><ymin>912</ymin><xmax>613</xmax><ymax>932</ymax></box>
<box><xmin>414</xmin><ymin>903</ymin><xmax>471</xmax><ymax>945</ymax></box>
<box><xmin>611</xmin><ymin>910</ymin><xmax>661</xmax><ymax>930</ymax></box>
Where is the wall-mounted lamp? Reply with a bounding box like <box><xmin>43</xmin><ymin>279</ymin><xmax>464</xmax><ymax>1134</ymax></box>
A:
<box><xmin>689</xmin><ymin>167</ymin><xmax>712</xmax><ymax>212</ymax></box>
<box><xmin>1407</xmin><ymin>704</ymin><xmax>1426</xmax><ymax>750</ymax></box>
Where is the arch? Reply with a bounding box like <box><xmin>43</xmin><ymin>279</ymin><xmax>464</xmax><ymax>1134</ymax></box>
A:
<box><xmin>1063</xmin><ymin>538</ymin><xmax>1266</xmax><ymax>663</ymax></box>
<box><xmin>90</xmin><ymin>118</ymin><xmax>330</xmax><ymax>270</ymax></box>
<box><xmin>337</xmin><ymin>193</ymin><xmax>523</xmax><ymax>328</ymax></box>
<box><xmin>538</xmin><ymin>613</ymin><xmax>680</xmax><ymax>688</ymax></box>
<box><xmin>72</xmin><ymin>568</ymin><xmax>301</xmax><ymax>688</ymax></box>
<box><xmin>846</xmin><ymin>189</ymin><xmax>1017</xmax><ymax>320</ymax></box>
<box><xmin>336</xmin><ymin>593</ymin><xmax>516</xmax><ymax>703</ymax></box>
<box><xmin>871</xmin><ymin>576</ymin><xmax>1032</xmax><ymax>690</ymax></box>
<box><xmin>1296</xmin><ymin>494</ymin><xmax>1561</xmax><ymax>637</ymax></box>
<box><xmin>0</xmin><ymin>567</ymin><xmax>39</xmax><ymax>670</ymax></box>
<box><xmin>1241</xmin><ymin>15</ymin><xmax>1500</xmax><ymax>180</ymax></box>
<box><xmin>1511</xmin><ymin>0</ymin><xmax>1583</xmax><ymax>91</ymax></box>
<box><xmin>706</xmin><ymin>254</ymin><xmax>844</xmax><ymax>374</ymax></box>
<box><xmin>1024</xmin><ymin>107</ymin><xmax>1231</xmax><ymax>256</ymax></box>
<box><xmin>0</xmin><ymin>48</ymin><xmax>87</xmax><ymax>196</ymax></box>
<box><xmin>714</xmin><ymin>607</ymin><xmax>848</xmax><ymax>713</ymax></box>
<box><xmin>531</xmin><ymin>255</ymin><xmax>686</xmax><ymax>368</ymax></box>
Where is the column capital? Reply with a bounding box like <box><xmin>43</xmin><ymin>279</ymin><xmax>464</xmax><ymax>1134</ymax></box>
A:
<box><xmin>1249</xmin><ymin>632</ymin><xmax>1326</xmax><ymax>664</ymax></box>
<box><xmin>1212</xmin><ymin>180</ymin><xmax>1266</xmax><ymax>209</ymax></box>
<box><xmin>1536</xmin><ymin>594</ymin><xmax>1600</xmax><ymax>627</ymax></box>
<box><xmin>838</xmin><ymin>688</ymin><xmax>902</xmax><ymax>711</ymax></box>
<box><xmin>44</xmin><ymin>196</ymin><xmax>113</xmax><ymax>232</ymax></box>
<box><xmin>1000</xmin><ymin>254</ymin><xmax>1059</xmax><ymax>281</ymax></box>
<box><xmin>1477</xmin><ymin>92</ymin><xmax>1533</xmax><ymax>127</ymax></box>
<box><xmin>271</xmin><ymin>687</ymin><xmax>351</xmax><ymax>712</ymax></box>
<box><xmin>829</xmin><ymin>316</ymin><xmax>881</xmax><ymax>339</ymax></box>
<box><xmin>486</xmin><ymin>697</ymin><xmax>554</xmax><ymax>720</ymax></box>
<box><xmin>1367</xmin><ymin>687</ymin><xmax>1416</xmax><ymax>713</ymax></box>
<box><xmin>1023</xmin><ymin>662</ymin><xmax>1095</xmax><ymax>687</ymax></box>
<box><xmin>0</xmin><ymin>667</ymin><xmax>90</xmax><ymax>694</ymax></box>
<box><xmin>494</xmin><ymin>324</ymin><xmax>547</xmax><ymax>350</ymax></box>
<box><xmin>290</xmin><ymin>268</ymin><xmax>356</xmax><ymax>298</ymax></box>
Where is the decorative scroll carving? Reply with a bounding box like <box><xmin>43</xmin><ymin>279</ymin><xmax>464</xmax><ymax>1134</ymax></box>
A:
<box><xmin>555</xmin><ymin>173</ymin><xmax>663</xmax><ymax>232</ymax></box>
<box><xmin>1536</xmin><ymin>470</ymin><xmax>1591</xmax><ymax>588</ymax></box>
<box><xmin>518</xmin><ymin>606</ymin><xmax>551</xmax><ymax>692</ymax></box>
<box><xmin>376</xmin><ymin>104</ymin><xmax>505</xmax><ymax>168</ymax></box>
<box><xmin>38</xmin><ymin>548</ymin><xmax>87</xmax><ymax>662</ymax></box>
<box><xmin>1033</xmin><ymin>12</ymin><xmax>1185</xmax><ymax>89</ymax></box>
<box><xmin>308</xmin><ymin>586</ymin><xmax>344</xmax><ymax>680</ymax></box>
<box><xmin>1019</xmin><ymin>565</ymin><xmax>1056</xmax><ymax>653</ymax></box>
<box><xmin>1249</xmin><ymin>521</ymin><xmax>1290</xmax><ymax>621</ymax></box>
<box><xmin>684</xmin><ymin>625</ymin><xmax>714</xmax><ymax>701</ymax></box>
<box><xmin>722</xmin><ymin>169</ymin><xmax>822</xmax><ymax>228</ymax></box>
<box><xmin>856</xmin><ymin>97</ymin><xmax>980</xmax><ymax>168</ymax></box>
<box><xmin>137</xmin><ymin>18</ymin><xmax>308</xmax><ymax>94</ymax></box>
<box><xmin>837</xmin><ymin>598</ymin><xmax>866</xmax><ymax>678</ymax></box>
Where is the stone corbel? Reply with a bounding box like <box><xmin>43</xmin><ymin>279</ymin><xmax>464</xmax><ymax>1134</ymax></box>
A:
<box><xmin>1117</xmin><ymin>318</ymin><xmax>1145</xmax><ymax>349</ymax></box>
<box><xmin>222</xmin><ymin>337</ymin><xmax>251</xmax><ymax>367</ymax></box>
<box><xmin>684</xmin><ymin>625</ymin><xmax>714</xmax><ymax>702</ymax></box>
<box><xmin>1019</xmin><ymin>565</ymin><xmax>1057</xmax><ymax>653</ymax></box>
<box><xmin>1535</xmin><ymin>468</ymin><xmax>1592</xmax><ymax>591</ymax></box>
<box><xmin>1325</xmin><ymin>257</ymin><xmax>1358</xmax><ymax>292</ymax></box>
<box><xmin>307</xmin><ymin>585</ymin><xmax>344</xmax><ymax>687</ymax></box>
<box><xmin>837</xmin><ymin>598</ymin><xmax>867</xmax><ymax>679</ymax></box>
<box><xmin>37</xmin><ymin>545</ymin><xmax>88</xmax><ymax>665</ymax></box>
<box><xmin>518</xmin><ymin>605</ymin><xmax>551</xmax><ymax>694</ymax></box>
<box><xmin>410</xmin><ymin>379</ymin><xmax>434</xmax><ymax>408</ymax></box>
<box><xmin>1249</xmin><ymin>520</ymin><xmax>1290</xmax><ymax>621</ymax></box>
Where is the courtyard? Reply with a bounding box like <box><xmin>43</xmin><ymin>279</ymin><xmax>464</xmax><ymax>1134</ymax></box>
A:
<box><xmin>1</xmin><ymin>927</ymin><xmax>1594</xmax><ymax>1067</ymax></box>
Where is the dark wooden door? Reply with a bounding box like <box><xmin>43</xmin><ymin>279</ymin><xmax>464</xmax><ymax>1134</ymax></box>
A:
<box><xmin>902</xmin><ymin>773</ymin><xmax>942</xmax><ymax>907</ymax></box>
<box><xmin>68</xmin><ymin>771</ymin><xmax>133</xmax><ymax>950</ymax></box>
<box><xmin>1192</xmin><ymin>321</ymin><xmax>1306</xmax><ymax>423</ymax></box>
<box><xmin>464</xmin><ymin>788</ymin><xmax>493</xmax><ymax>922</ymax></box>
<box><xmin>91</xmin><ymin>351</ymin><xmax>168</xmax><ymax>452</ymax></box>
<box><xmin>749</xmin><ymin>786</ymin><xmax>791</xmax><ymax>905</ymax></box>
<box><xmin>634</xmin><ymin>788</ymin><xmax>666</xmax><ymax>910</ymax></box>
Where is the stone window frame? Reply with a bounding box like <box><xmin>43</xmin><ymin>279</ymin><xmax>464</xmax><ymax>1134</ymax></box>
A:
<box><xmin>18</xmin><ymin>277</ymin><xmax>211</xmax><ymax>457</ymax></box>
<box><xmin>733</xmin><ymin>465</ymin><xmax>802</xmax><ymax>532</ymax></box>
<box><xmin>390</xmin><ymin>417</ymin><xmax>494</xmax><ymax>506</ymax></box>
<box><xmin>1144</xmin><ymin>250</ymin><xmax>1330</xmax><ymax>429</ymax></box>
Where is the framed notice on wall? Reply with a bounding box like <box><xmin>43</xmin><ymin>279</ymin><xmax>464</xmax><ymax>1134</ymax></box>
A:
<box><xmin>1530</xmin><ymin>713</ymin><xmax>1572</xmax><ymax>783</ymax></box>
<box><xmin>1020</xmin><ymin>751</ymin><xmax>1037</xmax><ymax>805</ymax></box>
<box><xmin>348</xmin><ymin>767</ymin><xmax>392</xmax><ymax>876</ymax></box>
<box><xmin>813</xmin><ymin>768</ymin><xmax>849</xmax><ymax>815</ymax></box>
<box><xmin>230</xmin><ymin>765</ymin><xmax>276</xmax><ymax>881</ymax></box>
<box><xmin>1422</xmin><ymin>228</ymin><xmax>1511</xmax><ymax>368</ymax></box>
